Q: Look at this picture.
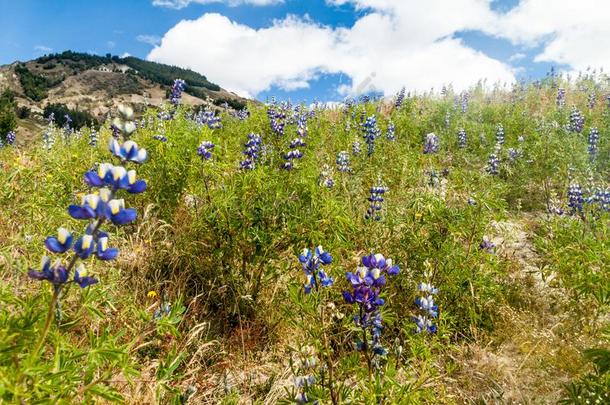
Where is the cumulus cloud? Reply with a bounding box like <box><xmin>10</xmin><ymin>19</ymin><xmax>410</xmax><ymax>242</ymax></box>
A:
<box><xmin>148</xmin><ymin>1</ymin><xmax>516</xmax><ymax>98</ymax></box>
<box><xmin>152</xmin><ymin>0</ymin><xmax>282</xmax><ymax>9</ymax></box>
<box><xmin>137</xmin><ymin>34</ymin><xmax>162</xmax><ymax>46</ymax></box>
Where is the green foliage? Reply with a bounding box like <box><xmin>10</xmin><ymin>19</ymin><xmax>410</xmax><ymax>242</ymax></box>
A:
<box><xmin>43</xmin><ymin>103</ymin><xmax>99</xmax><ymax>129</ymax></box>
<box><xmin>0</xmin><ymin>89</ymin><xmax>17</xmax><ymax>137</ymax></box>
<box><xmin>15</xmin><ymin>64</ymin><xmax>64</xmax><ymax>101</ymax></box>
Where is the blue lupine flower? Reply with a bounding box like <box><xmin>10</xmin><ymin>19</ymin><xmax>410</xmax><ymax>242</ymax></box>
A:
<box><xmin>197</xmin><ymin>140</ymin><xmax>215</xmax><ymax>160</ymax></box>
<box><xmin>362</xmin><ymin>115</ymin><xmax>381</xmax><ymax>156</ymax></box>
<box><xmin>336</xmin><ymin>151</ymin><xmax>351</xmax><ymax>173</ymax></box>
<box><xmin>89</xmin><ymin>128</ymin><xmax>98</xmax><ymax>147</ymax></box>
<box><xmin>569</xmin><ymin>107</ymin><xmax>584</xmax><ymax>133</ymax></box>
<box><xmin>240</xmin><ymin>133</ymin><xmax>263</xmax><ymax>170</ymax></box>
<box><xmin>44</xmin><ymin>228</ymin><xmax>73</xmax><ymax>253</ymax></box>
<box><xmin>298</xmin><ymin>246</ymin><xmax>333</xmax><ymax>294</ymax></box>
<box><xmin>467</xmin><ymin>197</ymin><xmax>477</xmax><ymax>206</ymax></box>
<box><xmin>343</xmin><ymin>253</ymin><xmax>399</xmax><ymax>362</ymax></box>
<box><xmin>28</xmin><ymin>257</ymin><xmax>70</xmax><ymax>289</ymax></box>
<box><xmin>415</xmin><ymin>295</ymin><xmax>438</xmax><ymax>318</ymax></box>
<box><xmin>588</xmin><ymin>127</ymin><xmax>599</xmax><ymax>158</ymax></box>
<box><xmin>486</xmin><ymin>153</ymin><xmax>499</xmax><ymax>175</ymax></box>
<box><xmin>84</xmin><ymin>164</ymin><xmax>147</xmax><ymax>194</ymax></box>
<box><xmin>418</xmin><ymin>282</ymin><xmax>439</xmax><ymax>294</ymax></box>
<box><xmin>413</xmin><ymin>315</ymin><xmax>437</xmax><ymax>334</ymax></box>
<box><xmin>568</xmin><ymin>183</ymin><xmax>584</xmax><ymax>214</ymax></box>
<box><xmin>480</xmin><ymin>236</ymin><xmax>496</xmax><ymax>253</ymax></box>
<box><xmin>423</xmin><ymin>133</ymin><xmax>439</xmax><ymax>154</ymax></box>
<box><xmin>109</xmin><ymin>139</ymin><xmax>148</xmax><ymax>163</ymax></box>
<box><xmin>232</xmin><ymin>108</ymin><xmax>250</xmax><ymax>121</ymax></box>
<box><xmin>105</xmin><ymin>199</ymin><xmax>137</xmax><ymax>225</ymax></box>
<box><xmin>6</xmin><ymin>131</ymin><xmax>15</xmax><ymax>145</ymax></box>
<box><xmin>495</xmin><ymin>124</ymin><xmax>505</xmax><ymax>145</ymax></box>
<box><xmin>153</xmin><ymin>135</ymin><xmax>167</xmax><ymax>142</ymax></box>
<box><xmin>395</xmin><ymin>87</ymin><xmax>405</xmax><ymax>108</ymax></box>
<box><xmin>267</xmin><ymin>99</ymin><xmax>288</xmax><ymax>137</ymax></box>
<box><xmin>587</xmin><ymin>92</ymin><xmax>596</xmax><ymax>109</ymax></box>
<box><xmin>69</xmin><ymin>193</ymin><xmax>106</xmax><ymax>220</ymax></box>
<box><xmin>386</xmin><ymin>121</ymin><xmax>396</xmax><ymax>141</ymax></box>
<box><xmin>290</xmin><ymin>138</ymin><xmax>306</xmax><ymax>148</ymax></box>
<box><xmin>352</xmin><ymin>139</ymin><xmax>362</xmax><ymax>155</ymax></box>
<box><xmin>460</xmin><ymin>92</ymin><xmax>469</xmax><ymax>113</ymax></box>
<box><xmin>73</xmin><ymin>235</ymin><xmax>95</xmax><ymax>259</ymax></box>
<box><xmin>508</xmin><ymin>148</ymin><xmax>522</xmax><ymax>162</ymax></box>
<box><xmin>457</xmin><ymin>128</ymin><xmax>467</xmax><ymax>148</ymax></box>
<box><xmin>73</xmin><ymin>264</ymin><xmax>98</xmax><ymax>288</ymax></box>
<box><xmin>557</xmin><ymin>88</ymin><xmax>566</xmax><ymax>108</ymax></box>
<box><xmin>95</xmin><ymin>236</ymin><xmax>119</xmax><ymax>260</ymax></box>
<box><xmin>195</xmin><ymin>109</ymin><xmax>222</xmax><ymax>129</ymax></box>
<box><xmin>444</xmin><ymin>112</ymin><xmax>450</xmax><ymax>129</ymax></box>
<box><xmin>365</xmin><ymin>183</ymin><xmax>388</xmax><ymax>221</ymax></box>
<box><xmin>169</xmin><ymin>79</ymin><xmax>186</xmax><ymax>106</ymax></box>
<box><xmin>319</xmin><ymin>164</ymin><xmax>334</xmax><ymax>188</ymax></box>
<box><xmin>42</xmin><ymin>123</ymin><xmax>55</xmax><ymax>150</ymax></box>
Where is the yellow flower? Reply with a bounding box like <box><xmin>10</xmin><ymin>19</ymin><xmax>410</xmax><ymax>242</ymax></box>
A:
<box><xmin>147</xmin><ymin>290</ymin><xmax>157</xmax><ymax>299</ymax></box>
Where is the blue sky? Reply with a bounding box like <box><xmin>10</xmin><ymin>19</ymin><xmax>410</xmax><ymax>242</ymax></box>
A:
<box><xmin>0</xmin><ymin>0</ymin><xmax>602</xmax><ymax>103</ymax></box>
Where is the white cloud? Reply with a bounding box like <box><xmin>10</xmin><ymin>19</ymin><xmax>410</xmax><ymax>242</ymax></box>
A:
<box><xmin>34</xmin><ymin>45</ymin><xmax>53</xmax><ymax>53</ymax></box>
<box><xmin>509</xmin><ymin>52</ymin><xmax>526</xmax><ymax>62</ymax></box>
<box><xmin>148</xmin><ymin>2</ymin><xmax>516</xmax><ymax>98</ymax></box>
<box><xmin>121</xmin><ymin>52</ymin><xmax>132</xmax><ymax>58</ymax></box>
<box><xmin>137</xmin><ymin>34</ymin><xmax>162</xmax><ymax>46</ymax></box>
<box><xmin>485</xmin><ymin>0</ymin><xmax>610</xmax><ymax>70</ymax></box>
<box><xmin>152</xmin><ymin>0</ymin><xmax>282</xmax><ymax>9</ymax></box>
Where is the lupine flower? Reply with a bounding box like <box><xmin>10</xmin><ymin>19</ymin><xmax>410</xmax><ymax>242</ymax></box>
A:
<box><xmin>282</xmin><ymin>135</ymin><xmax>305</xmax><ymax>170</ymax></box>
<box><xmin>567</xmin><ymin>183</ymin><xmax>584</xmax><ymax>214</ymax></box>
<box><xmin>95</xmin><ymin>235</ymin><xmax>119</xmax><ymax>260</ymax></box>
<box><xmin>362</xmin><ymin>115</ymin><xmax>381</xmax><ymax>156</ymax></box>
<box><xmin>480</xmin><ymin>236</ymin><xmax>496</xmax><ymax>253</ymax></box>
<box><xmin>84</xmin><ymin>165</ymin><xmax>146</xmax><ymax>193</ymax></box>
<box><xmin>240</xmin><ymin>133</ymin><xmax>263</xmax><ymax>170</ymax></box>
<box><xmin>395</xmin><ymin>87</ymin><xmax>406</xmax><ymax>108</ymax></box>
<box><xmin>232</xmin><ymin>108</ymin><xmax>250</xmax><ymax>121</ymax></box>
<box><xmin>386</xmin><ymin>121</ymin><xmax>396</xmax><ymax>141</ymax></box>
<box><xmin>28</xmin><ymin>257</ymin><xmax>70</xmax><ymax>290</ymax></box>
<box><xmin>495</xmin><ymin>124</ymin><xmax>505</xmax><ymax>145</ymax></box>
<box><xmin>197</xmin><ymin>140</ymin><xmax>215</xmax><ymax>160</ymax></box>
<box><xmin>457</xmin><ymin>128</ymin><xmax>467</xmax><ymax>148</ymax></box>
<box><xmin>413</xmin><ymin>281</ymin><xmax>438</xmax><ymax>333</ymax></box>
<box><xmin>318</xmin><ymin>164</ymin><xmax>334</xmax><ymax>188</ymax></box>
<box><xmin>352</xmin><ymin>139</ymin><xmax>362</xmax><ymax>155</ymax></box>
<box><xmin>343</xmin><ymin>253</ymin><xmax>399</xmax><ymax>360</ymax></box>
<box><xmin>73</xmin><ymin>264</ymin><xmax>98</xmax><ymax>288</ymax></box>
<box><xmin>486</xmin><ymin>153</ymin><xmax>499</xmax><ymax>175</ymax></box>
<box><xmin>467</xmin><ymin>197</ymin><xmax>477</xmax><ymax>206</ymax></box>
<box><xmin>365</xmin><ymin>182</ymin><xmax>388</xmax><ymax>221</ymax></box>
<box><xmin>556</xmin><ymin>88</ymin><xmax>566</xmax><ymax>108</ymax></box>
<box><xmin>508</xmin><ymin>148</ymin><xmax>522</xmax><ymax>162</ymax></box>
<box><xmin>195</xmin><ymin>109</ymin><xmax>222</xmax><ymax>129</ymax></box>
<box><xmin>588</xmin><ymin>127</ymin><xmax>599</xmax><ymax>158</ymax></box>
<box><xmin>73</xmin><ymin>235</ymin><xmax>95</xmax><ymax>259</ymax></box>
<box><xmin>444</xmin><ymin>112</ymin><xmax>450</xmax><ymax>129</ymax></box>
<box><xmin>89</xmin><ymin>128</ymin><xmax>98</xmax><ymax>147</ymax></box>
<box><xmin>336</xmin><ymin>151</ymin><xmax>351</xmax><ymax>173</ymax></box>
<box><xmin>569</xmin><ymin>107</ymin><xmax>584</xmax><ymax>133</ymax></box>
<box><xmin>267</xmin><ymin>99</ymin><xmax>288</xmax><ymax>137</ymax></box>
<box><xmin>5</xmin><ymin>131</ymin><xmax>15</xmax><ymax>146</ymax></box>
<box><xmin>109</xmin><ymin>139</ymin><xmax>148</xmax><ymax>163</ymax></box>
<box><xmin>298</xmin><ymin>246</ymin><xmax>333</xmax><ymax>294</ymax></box>
<box><xmin>291</xmin><ymin>346</ymin><xmax>319</xmax><ymax>404</ymax></box>
<box><xmin>460</xmin><ymin>91</ymin><xmax>469</xmax><ymax>113</ymax></box>
<box><xmin>169</xmin><ymin>78</ymin><xmax>186</xmax><ymax>106</ymax></box>
<box><xmin>423</xmin><ymin>133</ymin><xmax>439</xmax><ymax>154</ymax></box>
<box><xmin>45</xmin><ymin>228</ymin><xmax>73</xmax><ymax>253</ymax></box>
<box><xmin>153</xmin><ymin>134</ymin><xmax>167</xmax><ymax>142</ymax></box>
<box><xmin>42</xmin><ymin>124</ymin><xmax>55</xmax><ymax>150</ymax></box>
<box><xmin>587</xmin><ymin>92</ymin><xmax>596</xmax><ymax>109</ymax></box>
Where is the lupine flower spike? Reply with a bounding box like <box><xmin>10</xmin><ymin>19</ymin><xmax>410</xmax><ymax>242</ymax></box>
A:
<box><xmin>298</xmin><ymin>246</ymin><xmax>333</xmax><ymax>294</ymax></box>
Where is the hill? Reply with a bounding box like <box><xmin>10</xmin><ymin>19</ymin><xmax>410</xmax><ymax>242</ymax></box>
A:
<box><xmin>0</xmin><ymin>50</ymin><xmax>248</xmax><ymax>137</ymax></box>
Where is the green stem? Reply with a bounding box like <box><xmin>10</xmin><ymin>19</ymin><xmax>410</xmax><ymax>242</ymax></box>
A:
<box><xmin>30</xmin><ymin>287</ymin><xmax>60</xmax><ymax>361</ymax></box>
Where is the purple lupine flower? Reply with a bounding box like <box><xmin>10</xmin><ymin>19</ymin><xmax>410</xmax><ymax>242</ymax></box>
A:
<box><xmin>423</xmin><ymin>133</ymin><xmax>439</xmax><ymax>154</ymax></box>
<box><xmin>567</xmin><ymin>183</ymin><xmax>584</xmax><ymax>214</ymax></box>
<box><xmin>587</xmin><ymin>92</ymin><xmax>596</xmax><ymax>109</ymax></box>
<box><xmin>460</xmin><ymin>91</ymin><xmax>469</xmax><ymax>113</ymax></box>
<box><xmin>386</xmin><ymin>121</ymin><xmax>396</xmax><ymax>141</ymax></box>
<box><xmin>169</xmin><ymin>79</ymin><xmax>186</xmax><ymax>106</ymax></box>
<box><xmin>556</xmin><ymin>88</ymin><xmax>566</xmax><ymax>108</ymax></box>
<box><xmin>413</xmin><ymin>282</ymin><xmax>438</xmax><ymax>334</ymax></box>
<box><xmin>457</xmin><ymin>128</ymin><xmax>467</xmax><ymax>148</ymax></box>
<box><xmin>495</xmin><ymin>124</ymin><xmax>505</xmax><ymax>145</ymax></box>
<box><xmin>195</xmin><ymin>109</ymin><xmax>222</xmax><ymax>129</ymax></box>
<box><xmin>298</xmin><ymin>246</ymin><xmax>333</xmax><ymax>294</ymax></box>
<box><xmin>343</xmin><ymin>253</ymin><xmax>399</xmax><ymax>359</ymax></box>
<box><xmin>588</xmin><ymin>127</ymin><xmax>599</xmax><ymax>159</ymax></box>
<box><xmin>569</xmin><ymin>107</ymin><xmax>584</xmax><ymax>133</ymax></box>
<box><xmin>240</xmin><ymin>133</ymin><xmax>262</xmax><ymax>170</ymax></box>
<box><xmin>362</xmin><ymin>115</ymin><xmax>381</xmax><ymax>156</ymax></box>
<box><xmin>352</xmin><ymin>139</ymin><xmax>362</xmax><ymax>155</ymax></box>
<box><xmin>395</xmin><ymin>87</ymin><xmax>405</xmax><ymax>108</ymax></box>
<box><xmin>336</xmin><ymin>151</ymin><xmax>351</xmax><ymax>173</ymax></box>
<box><xmin>197</xmin><ymin>141</ymin><xmax>215</xmax><ymax>161</ymax></box>
<box><xmin>365</xmin><ymin>182</ymin><xmax>388</xmax><ymax>221</ymax></box>
<box><xmin>318</xmin><ymin>164</ymin><xmax>334</xmax><ymax>188</ymax></box>
<box><xmin>6</xmin><ymin>131</ymin><xmax>16</xmax><ymax>145</ymax></box>
<box><xmin>486</xmin><ymin>153</ymin><xmax>499</xmax><ymax>175</ymax></box>
<box><xmin>480</xmin><ymin>236</ymin><xmax>496</xmax><ymax>253</ymax></box>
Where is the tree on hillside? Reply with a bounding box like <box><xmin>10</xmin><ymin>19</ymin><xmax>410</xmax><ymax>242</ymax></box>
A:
<box><xmin>0</xmin><ymin>90</ymin><xmax>17</xmax><ymax>138</ymax></box>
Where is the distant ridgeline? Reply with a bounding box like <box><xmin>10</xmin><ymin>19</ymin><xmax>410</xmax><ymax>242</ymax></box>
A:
<box><xmin>16</xmin><ymin>50</ymin><xmax>221</xmax><ymax>102</ymax></box>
